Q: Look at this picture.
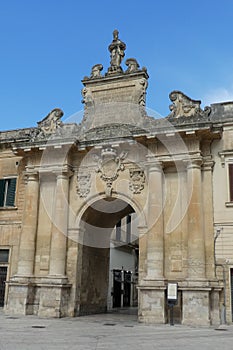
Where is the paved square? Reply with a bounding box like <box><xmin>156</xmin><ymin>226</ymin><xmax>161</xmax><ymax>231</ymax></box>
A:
<box><xmin>0</xmin><ymin>310</ymin><xmax>232</xmax><ymax>350</ymax></box>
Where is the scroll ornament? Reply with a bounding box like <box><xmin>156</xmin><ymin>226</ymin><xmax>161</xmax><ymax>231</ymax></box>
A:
<box><xmin>168</xmin><ymin>91</ymin><xmax>211</xmax><ymax>118</ymax></box>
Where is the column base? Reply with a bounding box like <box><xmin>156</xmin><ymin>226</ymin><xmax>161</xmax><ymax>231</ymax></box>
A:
<box><xmin>182</xmin><ymin>289</ymin><xmax>211</xmax><ymax>326</ymax></box>
<box><xmin>5</xmin><ymin>276</ymin><xmax>35</xmax><ymax>315</ymax></box>
<box><xmin>180</xmin><ymin>280</ymin><xmax>222</xmax><ymax>326</ymax></box>
<box><xmin>210</xmin><ymin>288</ymin><xmax>221</xmax><ymax>326</ymax></box>
<box><xmin>138</xmin><ymin>281</ymin><xmax>166</xmax><ymax>324</ymax></box>
<box><xmin>37</xmin><ymin>276</ymin><xmax>71</xmax><ymax>318</ymax></box>
<box><xmin>5</xmin><ymin>276</ymin><xmax>71</xmax><ymax>318</ymax></box>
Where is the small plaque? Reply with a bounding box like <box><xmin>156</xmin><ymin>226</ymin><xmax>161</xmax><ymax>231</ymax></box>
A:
<box><xmin>167</xmin><ymin>283</ymin><xmax>178</xmax><ymax>301</ymax></box>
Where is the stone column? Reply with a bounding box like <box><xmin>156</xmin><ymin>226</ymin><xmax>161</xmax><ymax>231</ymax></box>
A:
<box><xmin>202</xmin><ymin>160</ymin><xmax>220</xmax><ymax>325</ymax></box>
<box><xmin>138</xmin><ymin>160</ymin><xmax>166</xmax><ymax>324</ymax></box>
<box><xmin>146</xmin><ymin>161</ymin><xmax>164</xmax><ymax>280</ymax></box>
<box><xmin>17</xmin><ymin>171</ymin><xmax>39</xmax><ymax>276</ymax></box>
<box><xmin>6</xmin><ymin>170</ymin><xmax>39</xmax><ymax>315</ymax></box>
<box><xmin>49</xmin><ymin>172</ymin><xmax>69</xmax><ymax>276</ymax></box>
<box><xmin>202</xmin><ymin>161</ymin><xmax>215</xmax><ymax>280</ymax></box>
<box><xmin>138</xmin><ymin>226</ymin><xmax>147</xmax><ymax>283</ymax></box>
<box><xmin>38</xmin><ymin>171</ymin><xmax>71</xmax><ymax>318</ymax></box>
<box><xmin>187</xmin><ymin>160</ymin><xmax>205</xmax><ymax>280</ymax></box>
<box><xmin>182</xmin><ymin>159</ymin><xmax>210</xmax><ymax>326</ymax></box>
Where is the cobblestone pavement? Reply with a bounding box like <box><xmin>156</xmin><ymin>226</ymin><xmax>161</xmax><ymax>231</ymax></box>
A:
<box><xmin>0</xmin><ymin>309</ymin><xmax>232</xmax><ymax>350</ymax></box>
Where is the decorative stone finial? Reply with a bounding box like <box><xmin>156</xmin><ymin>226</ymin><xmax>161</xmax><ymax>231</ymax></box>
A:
<box><xmin>90</xmin><ymin>64</ymin><xmax>103</xmax><ymax>79</ymax></box>
<box><xmin>107</xmin><ymin>29</ymin><xmax>126</xmax><ymax>75</ymax></box>
<box><xmin>35</xmin><ymin>108</ymin><xmax>63</xmax><ymax>139</ymax></box>
<box><xmin>125</xmin><ymin>58</ymin><xmax>140</xmax><ymax>73</ymax></box>
<box><xmin>168</xmin><ymin>91</ymin><xmax>211</xmax><ymax>119</ymax></box>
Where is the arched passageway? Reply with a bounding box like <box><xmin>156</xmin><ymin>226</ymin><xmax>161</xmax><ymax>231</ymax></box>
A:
<box><xmin>76</xmin><ymin>197</ymin><xmax>137</xmax><ymax>315</ymax></box>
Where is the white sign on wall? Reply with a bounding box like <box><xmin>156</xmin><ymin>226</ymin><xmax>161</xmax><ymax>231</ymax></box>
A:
<box><xmin>167</xmin><ymin>283</ymin><xmax>178</xmax><ymax>301</ymax></box>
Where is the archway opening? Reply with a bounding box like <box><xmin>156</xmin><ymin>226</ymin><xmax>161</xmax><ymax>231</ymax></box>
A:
<box><xmin>77</xmin><ymin>197</ymin><xmax>138</xmax><ymax>316</ymax></box>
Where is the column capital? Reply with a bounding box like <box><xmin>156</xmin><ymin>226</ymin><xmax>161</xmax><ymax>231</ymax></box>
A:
<box><xmin>185</xmin><ymin>157</ymin><xmax>203</xmax><ymax>170</ymax></box>
<box><xmin>52</xmin><ymin>167</ymin><xmax>74</xmax><ymax>179</ymax></box>
<box><xmin>137</xmin><ymin>225</ymin><xmax>148</xmax><ymax>236</ymax></box>
<box><xmin>145</xmin><ymin>157</ymin><xmax>163</xmax><ymax>172</ymax></box>
<box><xmin>202</xmin><ymin>160</ymin><xmax>215</xmax><ymax>172</ymax></box>
<box><xmin>23</xmin><ymin>168</ymin><xmax>39</xmax><ymax>182</ymax></box>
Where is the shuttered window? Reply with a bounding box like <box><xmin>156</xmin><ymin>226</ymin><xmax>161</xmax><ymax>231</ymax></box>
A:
<box><xmin>0</xmin><ymin>178</ymin><xmax>17</xmax><ymax>207</ymax></box>
<box><xmin>229</xmin><ymin>164</ymin><xmax>233</xmax><ymax>202</ymax></box>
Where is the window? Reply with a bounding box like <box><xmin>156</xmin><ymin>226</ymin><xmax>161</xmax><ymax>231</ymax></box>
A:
<box><xmin>0</xmin><ymin>249</ymin><xmax>9</xmax><ymax>307</ymax></box>
<box><xmin>126</xmin><ymin>215</ymin><xmax>131</xmax><ymax>244</ymax></box>
<box><xmin>116</xmin><ymin>221</ymin><xmax>121</xmax><ymax>241</ymax></box>
<box><xmin>0</xmin><ymin>178</ymin><xmax>17</xmax><ymax>207</ymax></box>
<box><xmin>229</xmin><ymin>164</ymin><xmax>233</xmax><ymax>202</ymax></box>
<box><xmin>114</xmin><ymin>215</ymin><xmax>132</xmax><ymax>243</ymax></box>
<box><xmin>0</xmin><ymin>249</ymin><xmax>9</xmax><ymax>263</ymax></box>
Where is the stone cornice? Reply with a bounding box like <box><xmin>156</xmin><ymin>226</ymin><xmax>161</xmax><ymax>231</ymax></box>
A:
<box><xmin>82</xmin><ymin>69</ymin><xmax>149</xmax><ymax>85</ymax></box>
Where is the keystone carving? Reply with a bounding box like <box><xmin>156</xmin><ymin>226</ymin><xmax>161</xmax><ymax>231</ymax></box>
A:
<box><xmin>77</xmin><ymin>172</ymin><xmax>91</xmax><ymax>198</ymax></box>
<box><xmin>168</xmin><ymin>91</ymin><xmax>211</xmax><ymax>118</ymax></box>
<box><xmin>129</xmin><ymin>168</ymin><xmax>145</xmax><ymax>194</ymax></box>
<box><xmin>94</xmin><ymin>147</ymin><xmax>127</xmax><ymax>196</ymax></box>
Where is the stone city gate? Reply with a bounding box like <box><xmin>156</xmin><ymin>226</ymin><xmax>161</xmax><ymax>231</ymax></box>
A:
<box><xmin>75</xmin><ymin>195</ymin><xmax>143</xmax><ymax>316</ymax></box>
<box><xmin>4</xmin><ymin>30</ymin><xmax>222</xmax><ymax>326</ymax></box>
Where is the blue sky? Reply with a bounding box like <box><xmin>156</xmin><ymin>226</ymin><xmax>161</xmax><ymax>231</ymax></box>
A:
<box><xmin>1</xmin><ymin>0</ymin><xmax>233</xmax><ymax>131</ymax></box>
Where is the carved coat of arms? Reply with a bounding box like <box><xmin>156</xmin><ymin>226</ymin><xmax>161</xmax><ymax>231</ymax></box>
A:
<box><xmin>94</xmin><ymin>147</ymin><xmax>127</xmax><ymax>196</ymax></box>
<box><xmin>77</xmin><ymin>172</ymin><xmax>91</xmax><ymax>198</ymax></box>
<box><xmin>129</xmin><ymin>168</ymin><xmax>145</xmax><ymax>194</ymax></box>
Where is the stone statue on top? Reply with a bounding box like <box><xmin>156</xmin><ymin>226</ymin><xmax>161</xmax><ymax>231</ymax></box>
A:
<box><xmin>107</xmin><ymin>29</ymin><xmax>126</xmax><ymax>74</ymax></box>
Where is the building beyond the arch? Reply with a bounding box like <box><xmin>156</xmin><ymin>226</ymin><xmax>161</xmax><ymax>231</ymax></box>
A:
<box><xmin>0</xmin><ymin>30</ymin><xmax>233</xmax><ymax>326</ymax></box>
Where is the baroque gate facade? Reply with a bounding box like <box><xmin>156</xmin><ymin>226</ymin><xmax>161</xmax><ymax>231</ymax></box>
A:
<box><xmin>1</xmin><ymin>31</ymin><xmax>233</xmax><ymax>325</ymax></box>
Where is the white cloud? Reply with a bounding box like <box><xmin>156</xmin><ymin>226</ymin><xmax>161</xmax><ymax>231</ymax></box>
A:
<box><xmin>203</xmin><ymin>86</ymin><xmax>233</xmax><ymax>106</ymax></box>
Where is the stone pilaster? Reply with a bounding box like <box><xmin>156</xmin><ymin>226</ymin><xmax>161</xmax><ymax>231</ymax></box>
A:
<box><xmin>6</xmin><ymin>170</ymin><xmax>39</xmax><ymax>315</ymax></box>
<box><xmin>186</xmin><ymin>160</ymin><xmax>206</xmax><ymax>280</ymax></box>
<box><xmin>49</xmin><ymin>172</ymin><xmax>69</xmax><ymax>276</ymax></box>
<box><xmin>138</xmin><ymin>160</ymin><xmax>166</xmax><ymax>324</ymax></box>
<box><xmin>146</xmin><ymin>161</ymin><xmax>164</xmax><ymax>280</ymax></box>
<box><xmin>202</xmin><ymin>161</ymin><xmax>216</xmax><ymax>280</ymax></box>
<box><xmin>18</xmin><ymin>171</ymin><xmax>39</xmax><ymax>275</ymax></box>
<box><xmin>138</xmin><ymin>226</ymin><xmax>147</xmax><ymax>283</ymax></box>
<box><xmin>202</xmin><ymin>160</ymin><xmax>221</xmax><ymax>325</ymax></box>
<box><xmin>38</xmin><ymin>171</ymin><xmax>71</xmax><ymax>318</ymax></box>
<box><xmin>182</xmin><ymin>159</ymin><xmax>211</xmax><ymax>326</ymax></box>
